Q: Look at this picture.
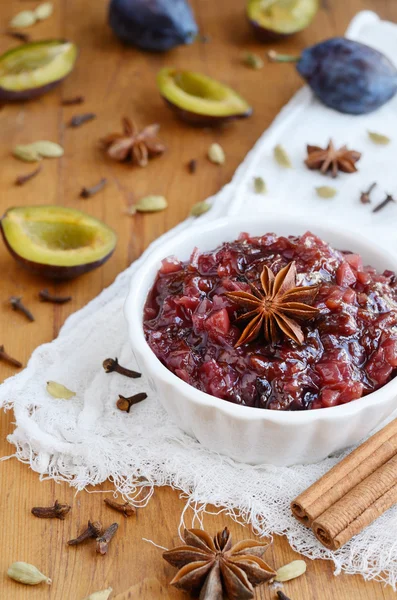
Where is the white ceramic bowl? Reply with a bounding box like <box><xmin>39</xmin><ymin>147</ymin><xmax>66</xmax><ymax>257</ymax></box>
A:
<box><xmin>125</xmin><ymin>215</ymin><xmax>397</xmax><ymax>466</ymax></box>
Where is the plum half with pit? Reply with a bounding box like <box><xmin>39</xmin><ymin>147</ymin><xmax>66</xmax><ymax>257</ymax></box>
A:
<box><xmin>0</xmin><ymin>40</ymin><xmax>78</xmax><ymax>102</ymax></box>
<box><xmin>108</xmin><ymin>0</ymin><xmax>198</xmax><ymax>52</ymax></box>
<box><xmin>1</xmin><ymin>206</ymin><xmax>117</xmax><ymax>280</ymax></box>
<box><xmin>247</xmin><ymin>0</ymin><xmax>319</xmax><ymax>41</ymax></box>
<box><xmin>157</xmin><ymin>68</ymin><xmax>253</xmax><ymax>126</ymax></box>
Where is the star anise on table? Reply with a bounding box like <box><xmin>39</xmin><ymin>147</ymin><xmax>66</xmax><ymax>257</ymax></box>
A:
<box><xmin>305</xmin><ymin>139</ymin><xmax>361</xmax><ymax>177</ymax></box>
<box><xmin>100</xmin><ymin>117</ymin><xmax>166</xmax><ymax>167</ymax></box>
<box><xmin>163</xmin><ymin>527</ymin><xmax>275</xmax><ymax>600</ymax></box>
<box><xmin>226</xmin><ymin>261</ymin><xmax>320</xmax><ymax>347</ymax></box>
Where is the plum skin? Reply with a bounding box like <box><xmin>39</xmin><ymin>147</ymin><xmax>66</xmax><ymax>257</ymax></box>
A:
<box><xmin>108</xmin><ymin>0</ymin><xmax>198</xmax><ymax>52</ymax></box>
<box><xmin>297</xmin><ymin>37</ymin><xmax>397</xmax><ymax>114</ymax></box>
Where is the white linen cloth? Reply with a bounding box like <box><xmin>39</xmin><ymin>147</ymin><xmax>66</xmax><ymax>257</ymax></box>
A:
<box><xmin>2</xmin><ymin>10</ymin><xmax>397</xmax><ymax>588</ymax></box>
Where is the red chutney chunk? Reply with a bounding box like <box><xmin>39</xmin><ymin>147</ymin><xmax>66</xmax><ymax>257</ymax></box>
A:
<box><xmin>143</xmin><ymin>232</ymin><xmax>397</xmax><ymax>410</ymax></box>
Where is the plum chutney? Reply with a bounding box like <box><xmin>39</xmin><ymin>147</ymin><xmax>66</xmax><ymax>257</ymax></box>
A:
<box><xmin>143</xmin><ymin>231</ymin><xmax>397</xmax><ymax>410</ymax></box>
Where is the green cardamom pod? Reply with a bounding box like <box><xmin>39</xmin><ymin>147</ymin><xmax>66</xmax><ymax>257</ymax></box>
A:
<box><xmin>368</xmin><ymin>130</ymin><xmax>390</xmax><ymax>145</ymax></box>
<box><xmin>243</xmin><ymin>52</ymin><xmax>264</xmax><ymax>70</ymax></box>
<box><xmin>316</xmin><ymin>186</ymin><xmax>337</xmax><ymax>199</ymax></box>
<box><xmin>135</xmin><ymin>195</ymin><xmax>168</xmax><ymax>213</ymax></box>
<box><xmin>274</xmin><ymin>144</ymin><xmax>292</xmax><ymax>168</ymax></box>
<box><xmin>190</xmin><ymin>201</ymin><xmax>211</xmax><ymax>217</ymax></box>
<box><xmin>10</xmin><ymin>10</ymin><xmax>37</xmax><ymax>28</ymax></box>
<box><xmin>13</xmin><ymin>145</ymin><xmax>42</xmax><ymax>163</ymax></box>
<box><xmin>275</xmin><ymin>559</ymin><xmax>307</xmax><ymax>582</ymax></box>
<box><xmin>208</xmin><ymin>143</ymin><xmax>225</xmax><ymax>165</ymax></box>
<box><xmin>83</xmin><ymin>587</ymin><xmax>113</xmax><ymax>600</ymax></box>
<box><xmin>46</xmin><ymin>381</ymin><xmax>76</xmax><ymax>399</ymax></box>
<box><xmin>35</xmin><ymin>2</ymin><xmax>54</xmax><ymax>20</ymax></box>
<box><xmin>30</xmin><ymin>141</ymin><xmax>64</xmax><ymax>158</ymax></box>
<box><xmin>7</xmin><ymin>562</ymin><xmax>52</xmax><ymax>586</ymax></box>
<box><xmin>253</xmin><ymin>176</ymin><xmax>266</xmax><ymax>194</ymax></box>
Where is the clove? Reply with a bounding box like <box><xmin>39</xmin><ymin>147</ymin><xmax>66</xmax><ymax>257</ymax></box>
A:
<box><xmin>68</xmin><ymin>520</ymin><xmax>103</xmax><ymax>546</ymax></box>
<box><xmin>104</xmin><ymin>498</ymin><xmax>136</xmax><ymax>518</ymax></box>
<box><xmin>5</xmin><ymin>30</ymin><xmax>30</xmax><ymax>43</ymax></box>
<box><xmin>39</xmin><ymin>289</ymin><xmax>72</xmax><ymax>304</ymax></box>
<box><xmin>187</xmin><ymin>159</ymin><xmax>197</xmax><ymax>174</ymax></box>
<box><xmin>0</xmin><ymin>345</ymin><xmax>22</xmax><ymax>368</ymax></box>
<box><xmin>61</xmin><ymin>95</ymin><xmax>85</xmax><ymax>106</ymax></box>
<box><xmin>32</xmin><ymin>500</ymin><xmax>71</xmax><ymax>520</ymax></box>
<box><xmin>117</xmin><ymin>393</ymin><xmax>147</xmax><ymax>413</ymax></box>
<box><xmin>96</xmin><ymin>523</ymin><xmax>119</xmax><ymax>555</ymax></box>
<box><xmin>103</xmin><ymin>358</ymin><xmax>141</xmax><ymax>379</ymax></box>
<box><xmin>360</xmin><ymin>182</ymin><xmax>376</xmax><ymax>204</ymax></box>
<box><xmin>80</xmin><ymin>178</ymin><xmax>107</xmax><ymax>199</ymax></box>
<box><xmin>373</xmin><ymin>193</ymin><xmax>396</xmax><ymax>213</ymax></box>
<box><xmin>277</xmin><ymin>592</ymin><xmax>292</xmax><ymax>600</ymax></box>
<box><xmin>9</xmin><ymin>296</ymin><xmax>35</xmax><ymax>322</ymax></box>
<box><xmin>68</xmin><ymin>112</ymin><xmax>96</xmax><ymax>128</ymax></box>
<box><xmin>15</xmin><ymin>165</ymin><xmax>42</xmax><ymax>186</ymax></box>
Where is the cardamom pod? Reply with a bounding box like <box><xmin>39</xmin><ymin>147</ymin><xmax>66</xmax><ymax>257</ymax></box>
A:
<box><xmin>274</xmin><ymin>144</ymin><xmax>292</xmax><ymax>168</ymax></box>
<box><xmin>10</xmin><ymin>10</ymin><xmax>37</xmax><ymax>28</ymax></box>
<box><xmin>243</xmin><ymin>52</ymin><xmax>264</xmax><ymax>70</ymax></box>
<box><xmin>13</xmin><ymin>145</ymin><xmax>42</xmax><ymax>163</ymax></box>
<box><xmin>316</xmin><ymin>186</ymin><xmax>337</xmax><ymax>199</ymax></box>
<box><xmin>7</xmin><ymin>562</ymin><xmax>52</xmax><ymax>586</ymax></box>
<box><xmin>253</xmin><ymin>176</ymin><xmax>266</xmax><ymax>194</ymax></box>
<box><xmin>135</xmin><ymin>195</ymin><xmax>168</xmax><ymax>213</ymax></box>
<box><xmin>35</xmin><ymin>2</ymin><xmax>54</xmax><ymax>20</ymax></box>
<box><xmin>83</xmin><ymin>587</ymin><xmax>113</xmax><ymax>600</ymax></box>
<box><xmin>46</xmin><ymin>381</ymin><xmax>76</xmax><ymax>399</ymax></box>
<box><xmin>368</xmin><ymin>130</ymin><xmax>390</xmax><ymax>145</ymax></box>
<box><xmin>275</xmin><ymin>559</ymin><xmax>307</xmax><ymax>582</ymax></box>
<box><xmin>208</xmin><ymin>143</ymin><xmax>225</xmax><ymax>165</ymax></box>
<box><xmin>30</xmin><ymin>140</ymin><xmax>64</xmax><ymax>158</ymax></box>
<box><xmin>190</xmin><ymin>201</ymin><xmax>211</xmax><ymax>217</ymax></box>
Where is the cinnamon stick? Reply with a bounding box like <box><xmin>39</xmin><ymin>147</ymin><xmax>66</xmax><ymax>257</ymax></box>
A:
<box><xmin>291</xmin><ymin>418</ymin><xmax>397</xmax><ymax>526</ymax></box>
<box><xmin>312</xmin><ymin>454</ymin><xmax>397</xmax><ymax>550</ymax></box>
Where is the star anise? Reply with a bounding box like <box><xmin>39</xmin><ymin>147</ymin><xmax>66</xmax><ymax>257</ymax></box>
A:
<box><xmin>305</xmin><ymin>139</ymin><xmax>361</xmax><ymax>178</ymax></box>
<box><xmin>163</xmin><ymin>527</ymin><xmax>275</xmax><ymax>600</ymax></box>
<box><xmin>226</xmin><ymin>261</ymin><xmax>319</xmax><ymax>347</ymax></box>
<box><xmin>100</xmin><ymin>117</ymin><xmax>166</xmax><ymax>167</ymax></box>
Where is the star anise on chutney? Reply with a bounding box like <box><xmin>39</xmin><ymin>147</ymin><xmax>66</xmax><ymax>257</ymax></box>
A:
<box><xmin>100</xmin><ymin>117</ymin><xmax>166</xmax><ymax>167</ymax></box>
<box><xmin>305</xmin><ymin>139</ymin><xmax>361</xmax><ymax>177</ymax></box>
<box><xmin>226</xmin><ymin>261</ymin><xmax>319</xmax><ymax>347</ymax></box>
<box><xmin>163</xmin><ymin>527</ymin><xmax>275</xmax><ymax>600</ymax></box>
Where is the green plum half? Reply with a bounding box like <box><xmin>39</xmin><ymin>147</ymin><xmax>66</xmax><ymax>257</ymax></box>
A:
<box><xmin>247</xmin><ymin>0</ymin><xmax>319</xmax><ymax>41</ymax></box>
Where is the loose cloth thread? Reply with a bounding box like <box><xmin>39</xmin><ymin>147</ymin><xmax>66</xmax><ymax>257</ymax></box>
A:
<box><xmin>1</xmin><ymin>11</ymin><xmax>397</xmax><ymax>588</ymax></box>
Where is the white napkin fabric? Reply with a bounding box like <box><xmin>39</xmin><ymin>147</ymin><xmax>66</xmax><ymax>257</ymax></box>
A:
<box><xmin>1</xmin><ymin>11</ymin><xmax>397</xmax><ymax>588</ymax></box>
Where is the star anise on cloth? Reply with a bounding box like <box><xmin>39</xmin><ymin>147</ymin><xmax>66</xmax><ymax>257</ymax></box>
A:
<box><xmin>305</xmin><ymin>139</ymin><xmax>361</xmax><ymax>177</ymax></box>
<box><xmin>163</xmin><ymin>527</ymin><xmax>275</xmax><ymax>600</ymax></box>
<box><xmin>100</xmin><ymin>117</ymin><xmax>166</xmax><ymax>167</ymax></box>
<box><xmin>225</xmin><ymin>261</ymin><xmax>320</xmax><ymax>347</ymax></box>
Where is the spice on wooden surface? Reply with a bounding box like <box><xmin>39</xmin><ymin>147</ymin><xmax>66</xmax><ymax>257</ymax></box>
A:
<box><xmin>9</xmin><ymin>296</ymin><xmax>35</xmax><ymax>322</ymax></box>
<box><xmin>5</xmin><ymin>30</ymin><xmax>30</xmax><ymax>42</ymax></box>
<box><xmin>187</xmin><ymin>158</ymin><xmax>197</xmax><ymax>173</ymax></box>
<box><xmin>39</xmin><ymin>289</ymin><xmax>72</xmax><ymax>304</ymax></box>
<box><xmin>15</xmin><ymin>164</ymin><xmax>42</xmax><ymax>186</ymax></box>
<box><xmin>80</xmin><ymin>178</ymin><xmax>107</xmax><ymax>198</ymax></box>
<box><xmin>68</xmin><ymin>521</ymin><xmax>103</xmax><ymax>546</ymax></box>
<box><xmin>61</xmin><ymin>95</ymin><xmax>85</xmax><ymax>106</ymax></box>
<box><xmin>277</xmin><ymin>592</ymin><xmax>293</xmax><ymax>600</ymax></box>
<box><xmin>0</xmin><ymin>345</ymin><xmax>22</xmax><ymax>368</ymax></box>
<box><xmin>31</xmin><ymin>500</ymin><xmax>71</xmax><ymax>519</ymax></box>
<box><xmin>68</xmin><ymin>112</ymin><xmax>96</xmax><ymax>127</ymax></box>
<box><xmin>103</xmin><ymin>357</ymin><xmax>141</xmax><ymax>378</ymax></box>
<box><xmin>104</xmin><ymin>498</ymin><xmax>136</xmax><ymax>517</ymax></box>
<box><xmin>96</xmin><ymin>523</ymin><xmax>119</xmax><ymax>555</ymax></box>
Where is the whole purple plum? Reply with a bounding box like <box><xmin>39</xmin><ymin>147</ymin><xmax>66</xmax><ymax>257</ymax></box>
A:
<box><xmin>270</xmin><ymin>37</ymin><xmax>397</xmax><ymax>115</ymax></box>
<box><xmin>108</xmin><ymin>0</ymin><xmax>198</xmax><ymax>52</ymax></box>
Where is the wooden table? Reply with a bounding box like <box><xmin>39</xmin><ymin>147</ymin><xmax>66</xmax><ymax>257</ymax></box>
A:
<box><xmin>1</xmin><ymin>0</ymin><xmax>396</xmax><ymax>598</ymax></box>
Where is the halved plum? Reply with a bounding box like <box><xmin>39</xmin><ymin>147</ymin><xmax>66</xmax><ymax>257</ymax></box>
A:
<box><xmin>1</xmin><ymin>206</ymin><xmax>117</xmax><ymax>280</ymax></box>
<box><xmin>157</xmin><ymin>68</ymin><xmax>252</xmax><ymax>126</ymax></box>
<box><xmin>0</xmin><ymin>40</ymin><xmax>78</xmax><ymax>101</ymax></box>
<box><xmin>247</xmin><ymin>0</ymin><xmax>318</xmax><ymax>41</ymax></box>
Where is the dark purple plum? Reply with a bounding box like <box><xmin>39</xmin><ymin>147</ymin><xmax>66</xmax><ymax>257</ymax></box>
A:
<box><xmin>270</xmin><ymin>37</ymin><xmax>397</xmax><ymax>115</ymax></box>
<box><xmin>108</xmin><ymin>0</ymin><xmax>198</xmax><ymax>52</ymax></box>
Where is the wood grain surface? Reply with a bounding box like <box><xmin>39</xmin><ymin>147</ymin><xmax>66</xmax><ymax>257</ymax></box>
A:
<box><xmin>1</xmin><ymin>0</ymin><xmax>396</xmax><ymax>598</ymax></box>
